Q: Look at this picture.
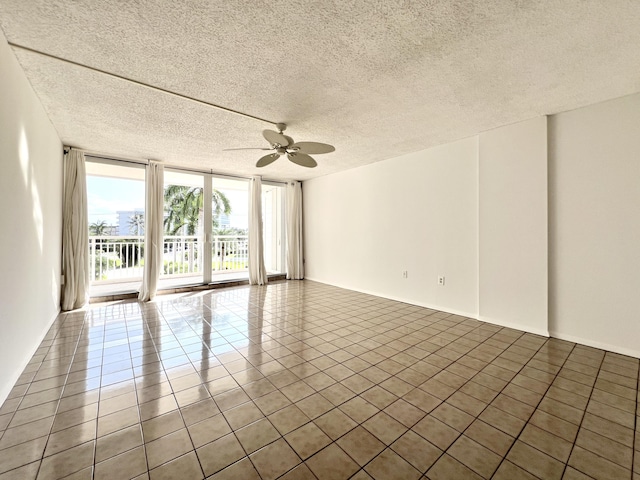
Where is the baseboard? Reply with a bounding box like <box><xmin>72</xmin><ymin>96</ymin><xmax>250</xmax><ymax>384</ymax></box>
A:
<box><xmin>304</xmin><ymin>277</ymin><xmax>478</xmax><ymax>319</ymax></box>
<box><xmin>477</xmin><ymin>315</ymin><xmax>550</xmax><ymax>338</ymax></box>
<box><xmin>549</xmin><ymin>330</ymin><xmax>640</xmax><ymax>359</ymax></box>
<box><xmin>0</xmin><ymin>307</ymin><xmax>61</xmax><ymax>406</ymax></box>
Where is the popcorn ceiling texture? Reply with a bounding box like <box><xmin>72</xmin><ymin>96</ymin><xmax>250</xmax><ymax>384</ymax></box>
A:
<box><xmin>1</xmin><ymin>1</ymin><xmax>639</xmax><ymax>180</ymax></box>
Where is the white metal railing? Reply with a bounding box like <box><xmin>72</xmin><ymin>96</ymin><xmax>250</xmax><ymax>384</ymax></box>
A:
<box><xmin>89</xmin><ymin>235</ymin><xmax>248</xmax><ymax>283</ymax></box>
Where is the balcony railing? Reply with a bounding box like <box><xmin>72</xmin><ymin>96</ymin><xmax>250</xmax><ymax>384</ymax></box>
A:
<box><xmin>89</xmin><ymin>235</ymin><xmax>249</xmax><ymax>283</ymax></box>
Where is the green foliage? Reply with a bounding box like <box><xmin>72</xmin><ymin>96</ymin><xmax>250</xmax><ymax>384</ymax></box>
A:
<box><xmin>164</xmin><ymin>185</ymin><xmax>232</xmax><ymax>236</ymax></box>
<box><xmin>163</xmin><ymin>260</ymin><xmax>190</xmax><ymax>274</ymax></box>
<box><xmin>212</xmin><ymin>255</ymin><xmax>248</xmax><ymax>271</ymax></box>
<box><xmin>89</xmin><ymin>220</ymin><xmax>108</xmax><ymax>236</ymax></box>
<box><xmin>93</xmin><ymin>254</ymin><xmax>121</xmax><ymax>280</ymax></box>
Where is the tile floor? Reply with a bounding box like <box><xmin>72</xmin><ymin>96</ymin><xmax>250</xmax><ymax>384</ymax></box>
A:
<box><xmin>0</xmin><ymin>280</ymin><xmax>638</xmax><ymax>480</ymax></box>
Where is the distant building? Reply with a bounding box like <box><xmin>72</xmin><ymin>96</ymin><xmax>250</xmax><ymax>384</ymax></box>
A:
<box><xmin>217</xmin><ymin>213</ymin><xmax>231</xmax><ymax>228</ymax></box>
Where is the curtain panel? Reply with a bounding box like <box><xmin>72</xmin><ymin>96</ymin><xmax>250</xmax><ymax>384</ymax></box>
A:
<box><xmin>138</xmin><ymin>161</ymin><xmax>164</xmax><ymax>301</ymax></box>
<box><xmin>248</xmin><ymin>176</ymin><xmax>267</xmax><ymax>285</ymax></box>
<box><xmin>61</xmin><ymin>148</ymin><xmax>90</xmax><ymax>311</ymax></box>
<box><xmin>286</xmin><ymin>181</ymin><xmax>304</xmax><ymax>280</ymax></box>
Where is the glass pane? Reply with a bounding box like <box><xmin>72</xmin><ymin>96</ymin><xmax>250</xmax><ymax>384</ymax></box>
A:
<box><xmin>212</xmin><ymin>177</ymin><xmax>249</xmax><ymax>280</ymax></box>
<box><xmin>162</xmin><ymin>170</ymin><xmax>205</xmax><ymax>287</ymax></box>
<box><xmin>86</xmin><ymin>161</ymin><xmax>145</xmax><ymax>293</ymax></box>
<box><xmin>262</xmin><ymin>184</ymin><xmax>285</xmax><ymax>274</ymax></box>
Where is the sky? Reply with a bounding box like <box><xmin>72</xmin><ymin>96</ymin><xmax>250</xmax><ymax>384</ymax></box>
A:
<box><xmin>87</xmin><ymin>176</ymin><xmax>249</xmax><ymax>228</ymax></box>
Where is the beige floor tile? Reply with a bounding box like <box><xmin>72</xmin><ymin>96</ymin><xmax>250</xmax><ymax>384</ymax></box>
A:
<box><xmin>208</xmin><ymin>457</ymin><xmax>260</xmax><ymax>480</ymax></box>
<box><xmin>586</xmin><ymin>399</ymin><xmax>635</xmax><ymax>428</ymax></box>
<box><xmin>197</xmin><ymin>433</ymin><xmax>245</xmax><ymax>477</ymax></box>
<box><xmin>490</xmin><ymin>394</ymin><xmax>534</xmax><ymax>422</ymax></box>
<box><xmin>360</xmin><ymin>386</ymin><xmax>398</xmax><ymax>409</ymax></box>
<box><xmin>37</xmin><ymin>440</ymin><xmax>95</xmax><ymax>479</ymax></box>
<box><xmin>336</xmin><ymin>426</ymin><xmax>385</xmax><ymax>466</ymax></box>
<box><xmin>4</xmin><ymin>282</ymin><xmax>640</xmax><ymax>480</ymax></box>
<box><xmin>314</xmin><ymin>409</ymin><xmax>357</xmax><ymax>440</ymax></box>
<box><xmin>305</xmin><ymin>443</ymin><xmax>359</xmax><ymax>480</ymax></box>
<box><xmin>44</xmin><ymin>420</ymin><xmax>97</xmax><ymax>457</ymax></box>
<box><xmin>95</xmin><ymin>423</ymin><xmax>143</xmax><ymax>463</ymax></box>
<box><xmin>464</xmin><ymin>419</ymin><xmax>514</xmax><ymax>457</ymax></box>
<box><xmin>507</xmin><ymin>440</ymin><xmax>565</xmax><ymax>480</ymax></box>
<box><xmin>188</xmin><ymin>413</ymin><xmax>231</xmax><ymax>448</ymax></box>
<box><xmin>431</xmin><ymin>402</ymin><xmax>475</xmax><ymax>432</ymax></box>
<box><xmin>268</xmin><ymin>404</ymin><xmax>310</xmax><ymax>435</ymax></box>
<box><xmin>249</xmin><ymin>438</ymin><xmax>301</xmax><ymax>480</ymax></box>
<box><xmin>427</xmin><ymin>454</ymin><xmax>483</xmax><ymax>480</ymax></box>
<box><xmin>148</xmin><ymin>451</ymin><xmax>203</xmax><ymax>480</ymax></box>
<box><xmin>448</xmin><ymin>435</ymin><xmax>502</xmax><ymax>478</ymax></box>
<box><xmin>320</xmin><ymin>383</ymin><xmax>357</xmax><ymax>406</ymax></box>
<box><xmin>362</xmin><ymin>412</ymin><xmax>407</xmax><ymax>445</ymax></box>
<box><xmin>278</xmin><ymin>463</ymin><xmax>318</xmax><ymax>480</ymax></box>
<box><xmin>295</xmin><ymin>392</ymin><xmax>334</xmax><ymax>419</ymax></box>
<box><xmin>339</xmin><ymin>396</ymin><xmax>379</xmax><ymax>424</ymax></box>
<box><xmin>519</xmin><ymin>423</ymin><xmax>573</xmax><ymax>462</ymax></box>
<box><xmin>0</xmin><ymin>417</ymin><xmax>55</xmax><ymax>451</ymax></box>
<box><xmin>280</xmin><ymin>381</ymin><xmax>316</xmax><ymax>403</ymax></box>
<box><xmin>285</xmin><ymin>422</ymin><xmax>332</xmax><ymax>460</ymax></box>
<box><xmin>0</xmin><ymin>436</ymin><xmax>47</xmax><ymax>475</ymax></box>
<box><xmin>575</xmin><ymin>428</ymin><xmax>633</xmax><ymax>469</ymax></box>
<box><xmin>235</xmin><ymin>418</ymin><xmax>281</xmax><ymax>454</ymax></box>
<box><xmin>138</xmin><ymin>395</ymin><xmax>179</xmax><ymax>422</ymax></box>
<box><xmin>402</xmin><ymin>388</ymin><xmax>441</xmax><ymax>413</ymax></box>
<box><xmin>568</xmin><ymin>445</ymin><xmax>631</xmax><ymax>480</ymax></box>
<box><xmin>142</xmin><ymin>410</ymin><xmax>184</xmax><ymax>442</ymax></box>
<box><xmin>94</xmin><ymin>446</ymin><xmax>148</xmax><ymax>480</ymax></box>
<box><xmin>146</xmin><ymin>428</ymin><xmax>193</xmax><ymax>469</ymax></box>
<box><xmin>0</xmin><ymin>461</ymin><xmax>40</xmax><ymax>480</ymax></box>
<box><xmin>253</xmin><ymin>390</ymin><xmax>292</xmax><ymax>416</ymax></box>
<box><xmin>222</xmin><ymin>400</ymin><xmax>264</xmax><ymax>429</ymax></box>
<box><xmin>390</xmin><ymin>430</ymin><xmax>441</xmax><ymax>472</ymax></box>
<box><xmin>492</xmin><ymin>460</ymin><xmax>539</xmax><ymax>480</ymax></box>
<box><xmin>96</xmin><ymin>405</ymin><xmax>139</xmax><ymax>437</ymax></box>
<box><xmin>384</xmin><ymin>398</ymin><xmax>426</xmax><ymax>427</ymax></box>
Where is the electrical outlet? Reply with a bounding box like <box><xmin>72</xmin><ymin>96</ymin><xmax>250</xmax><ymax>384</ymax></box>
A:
<box><xmin>438</xmin><ymin>276</ymin><xmax>445</xmax><ymax>286</ymax></box>
<box><xmin>402</xmin><ymin>271</ymin><xmax>408</xmax><ymax>279</ymax></box>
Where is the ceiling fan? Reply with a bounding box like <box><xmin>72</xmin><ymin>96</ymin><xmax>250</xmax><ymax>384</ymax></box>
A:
<box><xmin>224</xmin><ymin>123</ymin><xmax>335</xmax><ymax>168</ymax></box>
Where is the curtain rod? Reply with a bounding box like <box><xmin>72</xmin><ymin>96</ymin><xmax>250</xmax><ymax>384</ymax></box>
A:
<box><xmin>11</xmin><ymin>42</ymin><xmax>278</xmax><ymax>126</ymax></box>
<box><xmin>82</xmin><ymin>151</ymin><xmax>289</xmax><ymax>185</ymax></box>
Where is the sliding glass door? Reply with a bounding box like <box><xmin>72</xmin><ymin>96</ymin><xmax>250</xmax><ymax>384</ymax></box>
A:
<box><xmin>211</xmin><ymin>177</ymin><xmax>249</xmax><ymax>280</ymax></box>
<box><xmin>161</xmin><ymin>170</ymin><xmax>205</xmax><ymax>288</ymax></box>
<box><xmin>86</xmin><ymin>158</ymin><xmax>287</xmax><ymax>295</ymax></box>
<box><xmin>85</xmin><ymin>159</ymin><xmax>146</xmax><ymax>294</ymax></box>
<box><xmin>262</xmin><ymin>182</ymin><xmax>285</xmax><ymax>275</ymax></box>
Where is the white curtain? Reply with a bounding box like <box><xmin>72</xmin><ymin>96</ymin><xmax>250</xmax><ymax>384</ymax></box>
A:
<box><xmin>286</xmin><ymin>181</ymin><xmax>304</xmax><ymax>280</ymax></box>
<box><xmin>139</xmin><ymin>161</ymin><xmax>164</xmax><ymax>301</ymax></box>
<box><xmin>248</xmin><ymin>176</ymin><xmax>268</xmax><ymax>285</ymax></box>
<box><xmin>61</xmin><ymin>148</ymin><xmax>90</xmax><ymax>311</ymax></box>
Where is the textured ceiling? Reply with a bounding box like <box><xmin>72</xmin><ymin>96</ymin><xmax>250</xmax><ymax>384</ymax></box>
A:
<box><xmin>1</xmin><ymin>1</ymin><xmax>640</xmax><ymax>181</ymax></box>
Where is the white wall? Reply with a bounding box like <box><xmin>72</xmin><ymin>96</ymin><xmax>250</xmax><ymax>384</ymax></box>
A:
<box><xmin>548</xmin><ymin>94</ymin><xmax>640</xmax><ymax>357</ymax></box>
<box><xmin>0</xmin><ymin>34</ymin><xmax>63</xmax><ymax>403</ymax></box>
<box><xmin>304</xmin><ymin>136</ymin><xmax>478</xmax><ymax>317</ymax></box>
<box><xmin>479</xmin><ymin>117</ymin><xmax>548</xmax><ymax>336</ymax></box>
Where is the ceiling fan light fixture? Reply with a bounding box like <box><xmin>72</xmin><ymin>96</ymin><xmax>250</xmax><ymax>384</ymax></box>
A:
<box><xmin>227</xmin><ymin>123</ymin><xmax>334</xmax><ymax>169</ymax></box>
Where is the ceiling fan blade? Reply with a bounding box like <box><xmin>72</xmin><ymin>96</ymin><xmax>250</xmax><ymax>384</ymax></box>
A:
<box><xmin>290</xmin><ymin>142</ymin><xmax>335</xmax><ymax>154</ymax></box>
<box><xmin>223</xmin><ymin>147</ymin><xmax>273</xmax><ymax>151</ymax></box>
<box><xmin>288</xmin><ymin>152</ymin><xmax>317</xmax><ymax>168</ymax></box>
<box><xmin>256</xmin><ymin>153</ymin><xmax>280</xmax><ymax>168</ymax></box>
<box><xmin>263</xmin><ymin>130</ymin><xmax>290</xmax><ymax>147</ymax></box>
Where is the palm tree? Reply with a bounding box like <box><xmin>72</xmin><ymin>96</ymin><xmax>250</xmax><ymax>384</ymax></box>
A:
<box><xmin>89</xmin><ymin>220</ymin><xmax>108</xmax><ymax>236</ymax></box>
<box><xmin>128</xmin><ymin>213</ymin><xmax>144</xmax><ymax>235</ymax></box>
<box><xmin>164</xmin><ymin>186</ymin><xmax>231</xmax><ymax>235</ymax></box>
